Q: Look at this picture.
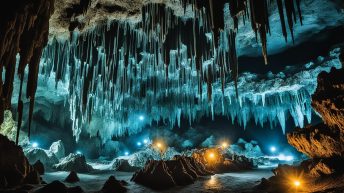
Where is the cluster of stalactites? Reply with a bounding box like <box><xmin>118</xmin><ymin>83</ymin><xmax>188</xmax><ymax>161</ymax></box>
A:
<box><xmin>0</xmin><ymin>0</ymin><xmax>55</xmax><ymax>144</ymax></box>
<box><xmin>181</xmin><ymin>0</ymin><xmax>303</xmax><ymax>65</ymax></box>
<box><xmin>38</xmin><ymin>0</ymin><xmax>310</xmax><ymax>141</ymax></box>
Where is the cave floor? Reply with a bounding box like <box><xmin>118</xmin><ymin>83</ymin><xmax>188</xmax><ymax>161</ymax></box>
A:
<box><xmin>42</xmin><ymin>168</ymin><xmax>274</xmax><ymax>193</ymax></box>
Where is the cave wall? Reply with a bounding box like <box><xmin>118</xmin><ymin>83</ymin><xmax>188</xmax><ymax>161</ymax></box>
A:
<box><xmin>287</xmin><ymin>49</ymin><xmax>344</xmax><ymax>159</ymax></box>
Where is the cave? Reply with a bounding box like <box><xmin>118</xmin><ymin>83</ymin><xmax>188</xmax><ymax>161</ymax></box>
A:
<box><xmin>0</xmin><ymin>0</ymin><xmax>343</xmax><ymax>193</ymax></box>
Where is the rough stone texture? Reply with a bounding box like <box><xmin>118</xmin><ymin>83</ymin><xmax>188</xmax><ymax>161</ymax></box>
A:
<box><xmin>33</xmin><ymin>160</ymin><xmax>45</xmax><ymax>175</ymax></box>
<box><xmin>49</xmin><ymin>0</ymin><xmax>187</xmax><ymax>37</ymax></box>
<box><xmin>287</xmin><ymin>123</ymin><xmax>344</xmax><ymax>158</ymax></box>
<box><xmin>100</xmin><ymin>176</ymin><xmax>127</xmax><ymax>193</ymax></box>
<box><xmin>53</xmin><ymin>153</ymin><xmax>93</xmax><ymax>173</ymax></box>
<box><xmin>131</xmin><ymin>156</ymin><xmax>212</xmax><ymax>190</ymax></box>
<box><xmin>0</xmin><ymin>134</ymin><xmax>33</xmax><ymax>187</ymax></box>
<box><xmin>24</xmin><ymin>148</ymin><xmax>59</xmax><ymax>168</ymax></box>
<box><xmin>65</xmin><ymin>171</ymin><xmax>80</xmax><ymax>183</ymax></box>
<box><xmin>260</xmin><ymin>49</ymin><xmax>344</xmax><ymax>193</ymax></box>
<box><xmin>287</xmin><ymin>62</ymin><xmax>344</xmax><ymax>158</ymax></box>
<box><xmin>49</xmin><ymin>140</ymin><xmax>66</xmax><ymax>160</ymax></box>
<box><xmin>112</xmin><ymin>159</ymin><xmax>140</xmax><ymax>172</ymax></box>
<box><xmin>312</xmin><ymin>67</ymin><xmax>344</xmax><ymax>131</ymax></box>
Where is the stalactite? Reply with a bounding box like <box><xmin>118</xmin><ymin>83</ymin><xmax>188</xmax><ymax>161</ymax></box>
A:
<box><xmin>0</xmin><ymin>0</ymin><xmax>309</xmax><ymax>142</ymax></box>
<box><xmin>0</xmin><ymin>0</ymin><xmax>54</xmax><ymax>141</ymax></box>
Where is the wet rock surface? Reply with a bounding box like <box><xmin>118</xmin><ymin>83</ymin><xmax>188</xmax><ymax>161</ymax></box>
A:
<box><xmin>53</xmin><ymin>154</ymin><xmax>93</xmax><ymax>173</ymax></box>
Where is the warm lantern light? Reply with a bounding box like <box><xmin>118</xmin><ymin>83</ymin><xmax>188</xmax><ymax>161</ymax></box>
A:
<box><xmin>293</xmin><ymin>180</ymin><xmax>301</xmax><ymax>187</ymax></box>
<box><xmin>209</xmin><ymin>153</ymin><xmax>215</xmax><ymax>159</ymax></box>
<box><xmin>221</xmin><ymin>142</ymin><xmax>228</xmax><ymax>148</ymax></box>
<box><xmin>156</xmin><ymin>143</ymin><xmax>162</xmax><ymax>148</ymax></box>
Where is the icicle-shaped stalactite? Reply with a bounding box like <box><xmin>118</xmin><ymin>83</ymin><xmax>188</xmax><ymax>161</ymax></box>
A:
<box><xmin>0</xmin><ymin>0</ymin><xmax>55</xmax><ymax>143</ymax></box>
<box><xmin>35</xmin><ymin>0</ymin><xmax>341</xmax><ymax>143</ymax></box>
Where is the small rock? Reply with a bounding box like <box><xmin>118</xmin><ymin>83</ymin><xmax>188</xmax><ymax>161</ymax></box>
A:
<box><xmin>65</xmin><ymin>171</ymin><xmax>80</xmax><ymax>183</ymax></box>
<box><xmin>33</xmin><ymin>160</ymin><xmax>45</xmax><ymax>175</ymax></box>
<box><xmin>101</xmin><ymin>176</ymin><xmax>127</xmax><ymax>193</ymax></box>
<box><xmin>49</xmin><ymin>140</ymin><xmax>65</xmax><ymax>160</ymax></box>
<box><xmin>23</xmin><ymin>170</ymin><xmax>41</xmax><ymax>184</ymax></box>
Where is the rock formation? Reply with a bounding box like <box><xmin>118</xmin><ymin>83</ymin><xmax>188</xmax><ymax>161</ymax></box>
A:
<box><xmin>131</xmin><ymin>156</ymin><xmax>212</xmax><ymax>190</ymax></box>
<box><xmin>49</xmin><ymin>140</ymin><xmax>66</xmax><ymax>160</ymax></box>
<box><xmin>33</xmin><ymin>160</ymin><xmax>45</xmax><ymax>175</ymax></box>
<box><xmin>100</xmin><ymin>176</ymin><xmax>127</xmax><ymax>193</ymax></box>
<box><xmin>53</xmin><ymin>153</ymin><xmax>93</xmax><ymax>173</ymax></box>
<box><xmin>257</xmin><ymin>48</ymin><xmax>344</xmax><ymax>192</ymax></box>
<box><xmin>0</xmin><ymin>134</ymin><xmax>35</xmax><ymax>188</ymax></box>
<box><xmin>112</xmin><ymin>159</ymin><xmax>141</xmax><ymax>172</ymax></box>
<box><xmin>65</xmin><ymin>171</ymin><xmax>80</xmax><ymax>183</ymax></box>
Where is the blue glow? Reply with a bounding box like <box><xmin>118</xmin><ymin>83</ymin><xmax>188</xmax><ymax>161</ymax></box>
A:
<box><xmin>139</xmin><ymin>115</ymin><xmax>145</xmax><ymax>121</ymax></box>
<box><xmin>32</xmin><ymin>142</ymin><xmax>38</xmax><ymax>148</ymax></box>
<box><xmin>124</xmin><ymin>152</ymin><xmax>129</xmax><ymax>156</ymax></box>
<box><xmin>137</xmin><ymin>142</ymin><xmax>142</xmax><ymax>146</ymax></box>
<box><xmin>270</xmin><ymin>146</ymin><xmax>276</xmax><ymax>152</ymax></box>
<box><xmin>143</xmin><ymin>139</ymin><xmax>148</xmax><ymax>144</ymax></box>
<box><xmin>76</xmin><ymin>150</ymin><xmax>82</xmax><ymax>155</ymax></box>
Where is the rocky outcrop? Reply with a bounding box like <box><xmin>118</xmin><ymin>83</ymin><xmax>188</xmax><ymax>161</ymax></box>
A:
<box><xmin>100</xmin><ymin>176</ymin><xmax>127</xmax><ymax>193</ymax></box>
<box><xmin>131</xmin><ymin>156</ymin><xmax>212</xmax><ymax>190</ymax></box>
<box><xmin>53</xmin><ymin>153</ymin><xmax>93</xmax><ymax>173</ymax></box>
<box><xmin>0</xmin><ymin>134</ymin><xmax>34</xmax><ymax>187</ymax></box>
<box><xmin>112</xmin><ymin>159</ymin><xmax>140</xmax><ymax>172</ymax></box>
<box><xmin>25</xmin><ymin>148</ymin><xmax>59</xmax><ymax>168</ymax></box>
<box><xmin>288</xmin><ymin>123</ymin><xmax>344</xmax><ymax>158</ymax></box>
<box><xmin>287</xmin><ymin>66</ymin><xmax>344</xmax><ymax>159</ymax></box>
<box><xmin>49</xmin><ymin>140</ymin><xmax>66</xmax><ymax>160</ymax></box>
<box><xmin>259</xmin><ymin>50</ymin><xmax>344</xmax><ymax>193</ymax></box>
<box><xmin>33</xmin><ymin>160</ymin><xmax>45</xmax><ymax>175</ymax></box>
<box><xmin>65</xmin><ymin>171</ymin><xmax>80</xmax><ymax>183</ymax></box>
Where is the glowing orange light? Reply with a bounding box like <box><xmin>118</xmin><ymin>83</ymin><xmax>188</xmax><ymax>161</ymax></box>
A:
<box><xmin>209</xmin><ymin>153</ymin><xmax>215</xmax><ymax>159</ymax></box>
<box><xmin>293</xmin><ymin>180</ymin><xmax>301</xmax><ymax>187</ymax></box>
<box><xmin>221</xmin><ymin>142</ymin><xmax>228</xmax><ymax>148</ymax></box>
<box><xmin>156</xmin><ymin>143</ymin><xmax>162</xmax><ymax>148</ymax></box>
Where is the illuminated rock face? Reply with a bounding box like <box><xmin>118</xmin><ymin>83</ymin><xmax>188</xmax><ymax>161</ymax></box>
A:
<box><xmin>287</xmin><ymin>67</ymin><xmax>344</xmax><ymax>158</ymax></box>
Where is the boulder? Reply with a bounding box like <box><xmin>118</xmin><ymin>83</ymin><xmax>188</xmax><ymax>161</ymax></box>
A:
<box><xmin>131</xmin><ymin>156</ymin><xmax>212</xmax><ymax>190</ymax></box>
<box><xmin>101</xmin><ymin>176</ymin><xmax>127</xmax><ymax>193</ymax></box>
<box><xmin>24</xmin><ymin>148</ymin><xmax>59</xmax><ymax>168</ymax></box>
<box><xmin>53</xmin><ymin>153</ymin><xmax>93</xmax><ymax>173</ymax></box>
<box><xmin>33</xmin><ymin>160</ymin><xmax>45</xmax><ymax>175</ymax></box>
<box><xmin>49</xmin><ymin>140</ymin><xmax>65</xmax><ymax>160</ymax></box>
<box><xmin>0</xmin><ymin>134</ymin><xmax>33</xmax><ymax>187</ymax></box>
<box><xmin>131</xmin><ymin>160</ymin><xmax>176</xmax><ymax>190</ymax></box>
<box><xmin>126</xmin><ymin>147</ymin><xmax>180</xmax><ymax>168</ymax></box>
<box><xmin>112</xmin><ymin>159</ymin><xmax>140</xmax><ymax>172</ymax></box>
<box><xmin>65</xmin><ymin>171</ymin><xmax>80</xmax><ymax>183</ymax></box>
